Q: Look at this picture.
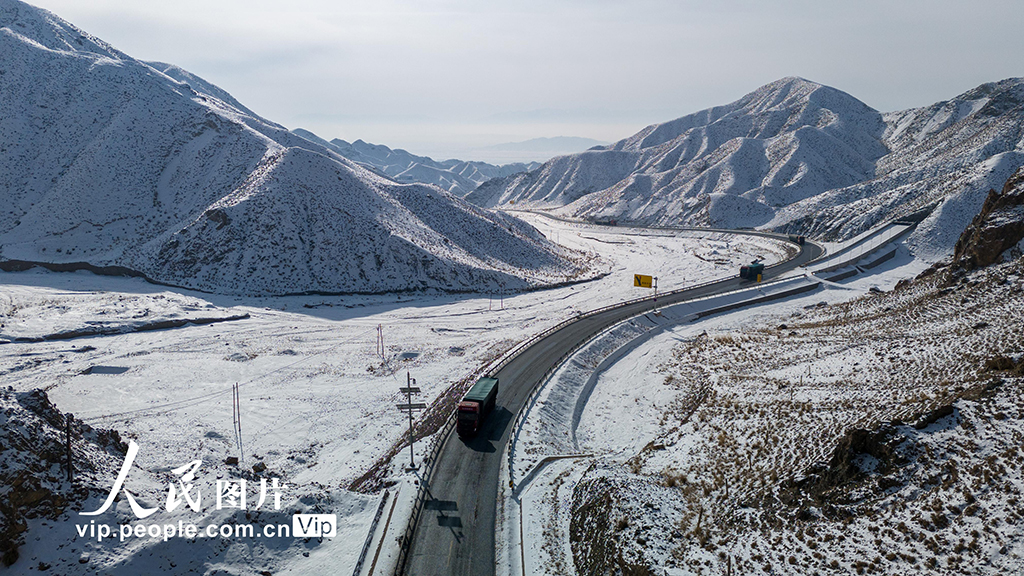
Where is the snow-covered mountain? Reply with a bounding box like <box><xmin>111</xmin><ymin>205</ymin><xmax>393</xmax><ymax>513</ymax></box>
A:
<box><xmin>469</xmin><ymin>77</ymin><xmax>1024</xmax><ymax>256</ymax></box>
<box><xmin>0</xmin><ymin>0</ymin><xmax>590</xmax><ymax>295</ymax></box>
<box><xmin>291</xmin><ymin>130</ymin><xmax>540</xmax><ymax>197</ymax></box>
<box><xmin>468</xmin><ymin>78</ymin><xmax>888</xmax><ymax>225</ymax></box>
<box><xmin>776</xmin><ymin>78</ymin><xmax>1024</xmax><ymax>259</ymax></box>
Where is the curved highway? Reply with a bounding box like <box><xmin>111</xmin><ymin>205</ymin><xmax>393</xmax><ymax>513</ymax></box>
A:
<box><xmin>402</xmin><ymin>231</ymin><xmax>823</xmax><ymax>575</ymax></box>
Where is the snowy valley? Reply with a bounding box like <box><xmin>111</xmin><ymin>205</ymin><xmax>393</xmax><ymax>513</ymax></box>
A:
<box><xmin>0</xmin><ymin>217</ymin><xmax>789</xmax><ymax>574</ymax></box>
<box><xmin>2</xmin><ymin>0</ymin><xmax>1024</xmax><ymax>575</ymax></box>
<box><xmin>498</xmin><ymin>169</ymin><xmax>1024</xmax><ymax>576</ymax></box>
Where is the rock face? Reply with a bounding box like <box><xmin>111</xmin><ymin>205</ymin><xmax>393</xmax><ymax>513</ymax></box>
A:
<box><xmin>0</xmin><ymin>389</ymin><xmax>128</xmax><ymax>566</ymax></box>
<box><xmin>953</xmin><ymin>167</ymin><xmax>1024</xmax><ymax>270</ymax></box>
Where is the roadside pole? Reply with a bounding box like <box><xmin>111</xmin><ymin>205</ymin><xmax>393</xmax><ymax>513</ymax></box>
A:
<box><xmin>397</xmin><ymin>373</ymin><xmax>425</xmax><ymax>471</ymax></box>
<box><xmin>633</xmin><ymin>273</ymin><xmax>659</xmax><ymax>309</ymax></box>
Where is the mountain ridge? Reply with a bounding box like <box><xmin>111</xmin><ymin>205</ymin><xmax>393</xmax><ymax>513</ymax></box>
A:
<box><xmin>0</xmin><ymin>0</ymin><xmax>592</xmax><ymax>295</ymax></box>
<box><xmin>291</xmin><ymin>129</ymin><xmax>540</xmax><ymax>197</ymax></box>
<box><xmin>469</xmin><ymin>76</ymin><xmax>1024</xmax><ymax>258</ymax></box>
<box><xmin>469</xmin><ymin>77</ymin><xmax>889</xmax><ymax>228</ymax></box>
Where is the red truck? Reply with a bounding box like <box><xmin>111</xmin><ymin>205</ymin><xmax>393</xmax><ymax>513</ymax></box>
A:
<box><xmin>457</xmin><ymin>377</ymin><xmax>499</xmax><ymax>437</ymax></box>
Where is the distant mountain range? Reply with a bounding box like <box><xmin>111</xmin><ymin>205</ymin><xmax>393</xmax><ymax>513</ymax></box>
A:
<box><xmin>469</xmin><ymin>77</ymin><xmax>1024</xmax><ymax>257</ymax></box>
<box><xmin>290</xmin><ymin>130</ymin><xmax>540</xmax><ymax>197</ymax></box>
<box><xmin>0</xmin><ymin>0</ymin><xmax>592</xmax><ymax>295</ymax></box>
<box><xmin>477</xmin><ymin>136</ymin><xmax>608</xmax><ymax>153</ymax></box>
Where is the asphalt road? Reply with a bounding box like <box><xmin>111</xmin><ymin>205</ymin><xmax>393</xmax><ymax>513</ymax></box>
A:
<box><xmin>402</xmin><ymin>233</ymin><xmax>823</xmax><ymax>575</ymax></box>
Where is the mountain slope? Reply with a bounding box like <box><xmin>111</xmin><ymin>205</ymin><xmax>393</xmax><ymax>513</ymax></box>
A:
<box><xmin>470</xmin><ymin>77</ymin><xmax>1024</xmax><ymax>257</ymax></box>
<box><xmin>292</xmin><ymin>130</ymin><xmax>540</xmax><ymax>197</ymax></box>
<box><xmin>0</xmin><ymin>0</ymin><xmax>590</xmax><ymax>295</ymax></box>
<box><xmin>469</xmin><ymin>78</ymin><xmax>888</xmax><ymax>228</ymax></box>
<box><xmin>771</xmin><ymin>78</ymin><xmax>1024</xmax><ymax>258</ymax></box>
<box><xmin>146</xmin><ymin>60</ymin><xmax>260</xmax><ymax>119</ymax></box>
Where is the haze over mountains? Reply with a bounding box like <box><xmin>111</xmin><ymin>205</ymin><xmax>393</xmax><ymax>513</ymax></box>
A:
<box><xmin>478</xmin><ymin>136</ymin><xmax>607</xmax><ymax>153</ymax></box>
<box><xmin>0</xmin><ymin>0</ymin><xmax>592</xmax><ymax>295</ymax></box>
<box><xmin>469</xmin><ymin>77</ymin><xmax>1024</xmax><ymax>258</ymax></box>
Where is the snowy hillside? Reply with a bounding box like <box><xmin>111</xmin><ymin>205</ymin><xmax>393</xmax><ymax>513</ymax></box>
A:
<box><xmin>470</xmin><ymin>77</ymin><xmax>1024</xmax><ymax>258</ymax></box>
<box><xmin>504</xmin><ymin>180</ymin><xmax>1024</xmax><ymax>575</ymax></box>
<box><xmin>291</xmin><ymin>130</ymin><xmax>540</xmax><ymax>197</ymax></box>
<box><xmin>0</xmin><ymin>218</ymin><xmax>787</xmax><ymax>573</ymax></box>
<box><xmin>774</xmin><ymin>78</ymin><xmax>1024</xmax><ymax>260</ymax></box>
<box><xmin>0</xmin><ymin>0</ymin><xmax>588</xmax><ymax>295</ymax></box>
<box><xmin>469</xmin><ymin>77</ymin><xmax>888</xmax><ymax>228</ymax></box>
<box><xmin>146</xmin><ymin>61</ymin><xmax>260</xmax><ymax>119</ymax></box>
<box><xmin>561</xmin><ymin>254</ymin><xmax>1024</xmax><ymax>575</ymax></box>
<box><xmin>0</xmin><ymin>386</ymin><xmax>368</xmax><ymax>574</ymax></box>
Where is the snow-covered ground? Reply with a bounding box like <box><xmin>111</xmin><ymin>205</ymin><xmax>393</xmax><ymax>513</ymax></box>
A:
<box><xmin>498</xmin><ymin>230</ymin><xmax>923</xmax><ymax>574</ymax></box>
<box><xmin>0</xmin><ymin>215</ymin><xmax>788</xmax><ymax>574</ymax></box>
<box><xmin>504</xmin><ymin>231</ymin><xmax>1024</xmax><ymax>575</ymax></box>
<box><xmin>0</xmin><ymin>282</ymin><xmax>248</xmax><ymax>342</ymax></box>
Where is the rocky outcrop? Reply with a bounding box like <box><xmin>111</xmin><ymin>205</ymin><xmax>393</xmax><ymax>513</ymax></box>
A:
<box><xmin>952</xmin><ymin>167</ymin><xmax>1024</xmax><ymax>271</ymax></box>
<box><xmin>782</xmin><ymin>424</ymin><xmax>911</xmax><ymax>511</ymax></box>
<box><xmin>0</xmin><ymin>388</ymin><xmax>127</xmax><ymax>566</ymax></box>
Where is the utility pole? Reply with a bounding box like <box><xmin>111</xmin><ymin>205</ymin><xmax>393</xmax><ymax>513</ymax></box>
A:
<box><xmin>396</xmin><ymin>373</ymin><xmax>425</xmax><ymax>471</ymax></box>
<box><xmin>232</xmin><ymin>382</ymin><xmax>243</xmax><ymax>464</ymax></box>
<box><xmin>376</xmin><ymin>324</ymin><xmax>385</xmax><ymax>360</ymax></box>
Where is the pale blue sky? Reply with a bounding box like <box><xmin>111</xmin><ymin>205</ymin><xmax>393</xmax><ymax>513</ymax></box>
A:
<box><xmin>26</xmin><ymin>0</ymin><xmax>1024</xmax><ymax>161</ymax></box>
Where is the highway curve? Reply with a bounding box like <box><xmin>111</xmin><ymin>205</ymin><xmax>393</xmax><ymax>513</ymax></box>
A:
<box><xmin>401</xmin><ymin>231</ymin><xmax>823</xmax><ymax>575</ymax></box>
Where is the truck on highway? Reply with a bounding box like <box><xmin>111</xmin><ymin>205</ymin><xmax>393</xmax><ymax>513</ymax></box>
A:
<box><xmin>739</xmin><ymin>261</ymin><xmax>765</xmax><ymax>280</ymax></box>
<box><xmin>457</xmin><ymin>377</ymin><xmax>499</xmax><ymax>437</ymax></box>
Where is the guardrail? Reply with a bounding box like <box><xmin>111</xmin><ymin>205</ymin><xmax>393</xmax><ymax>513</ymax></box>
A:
<box><xmin>500</xmin><ymin>223</ymin><xmax>913</xmax><ymax>464</ymax></box>
<box><xmin>813</xmin><ymin>220</ymin><xmax>921</xmax><ymax>275</ymax></box>
<box><xmin>502</xmin><ymin>274</ymin><xmax>832</xmax><ymax>492</ymax></box>
<box><xmin>505</xmin><ymin>316</ymin><xmax>616</xmax><ymax>492</ymax></box>
<box><xmin>391</xmin><ymin>413</ymin><xmax>456</xmax><ymax>575</ymax></box>
<box><xmin>389</xmin><ymin>236</ymin><xmax>816</xmax><ymax>575</ymax></box>
<box><xmin>807</xmin><ymin>201</ymin><xmax>935</xmax><ymax>271</ymax></box>
<box><xmin>389</xmin><ymin>272</ymin><xmax>760</xmax><ymax>574</ymax></box>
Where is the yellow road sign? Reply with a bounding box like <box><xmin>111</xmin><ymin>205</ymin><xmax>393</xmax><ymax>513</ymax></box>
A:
<box><xmin>633</xmin><ymin>274</ymin><xmax>653</xmax><ymax>288</ymax></box>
